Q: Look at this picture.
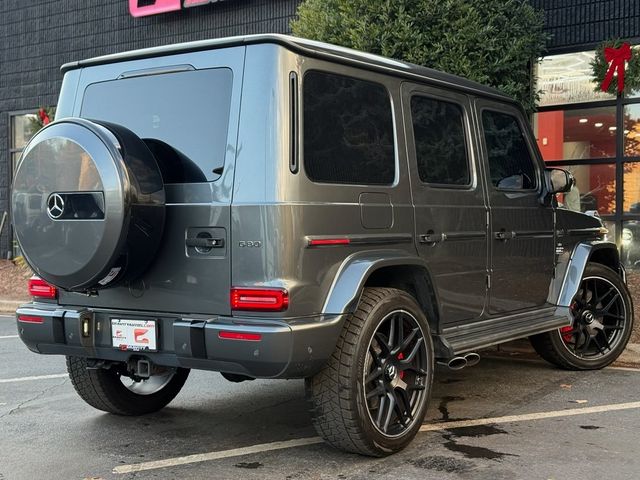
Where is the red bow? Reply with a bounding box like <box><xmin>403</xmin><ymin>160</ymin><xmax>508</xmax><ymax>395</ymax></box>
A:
<box><xmin>38</xmin><ymin>108</ymin><xmax>50</xmax><ymax>125</ymax></box>
<box><xmin>601</xmin><ymin>43</ymin><xmax>632</xmax><ymax>93</ymax></box>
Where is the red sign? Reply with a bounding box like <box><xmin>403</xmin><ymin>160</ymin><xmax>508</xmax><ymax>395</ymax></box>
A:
<box><xmin>129</xmin><ymin>0</ymin><xmax>226</xmax><ymax>17</ymax></box>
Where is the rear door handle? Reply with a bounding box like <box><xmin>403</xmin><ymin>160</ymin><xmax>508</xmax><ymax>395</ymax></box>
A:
<box><xmin>494</xmin><ymin>230</ymin><xmax>516</xmax><ymax>241</ymax></box>
<box><xmin>419</xmin><ymin>232</ymin><xmax>446</xmax><ymax>244</ymax></box>
<box><xmin>185</xmin><ymin>237</ymin><xmax>225</xmax><ymax>248</ymax></box>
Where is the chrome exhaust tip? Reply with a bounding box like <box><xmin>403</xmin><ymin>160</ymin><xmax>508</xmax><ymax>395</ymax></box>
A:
<box><xmin>446</xmin><ymin>356</ymin><xmax>468</xmax><ymax>370</ymax></box>
<box><xmin>464</xmin><ymin>352</ymin><xmax>481</xmax><ymax>367</ymax></box>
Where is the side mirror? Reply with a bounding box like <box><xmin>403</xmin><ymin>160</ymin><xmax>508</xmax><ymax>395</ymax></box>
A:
<box><xmin>545</xmin><ymin>168</ymin><xmax>575</xmax><ymax>194</ymax></box>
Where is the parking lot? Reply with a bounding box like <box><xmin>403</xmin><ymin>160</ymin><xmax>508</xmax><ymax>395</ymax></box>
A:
<box><xmin>2</xmin><ymin>313</ymin><xmax>640</xmax><ymax>480</ymax></box>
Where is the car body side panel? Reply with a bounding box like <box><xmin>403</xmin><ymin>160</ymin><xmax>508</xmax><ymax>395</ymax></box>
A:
<box><xmin>231</xmin><ymin>45</ymin><xmax>417</xmax><ymax>318</ymax></box>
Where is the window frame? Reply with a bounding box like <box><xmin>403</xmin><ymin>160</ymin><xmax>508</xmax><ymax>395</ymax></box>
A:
<box><xmin>409</xmin><ymin>92</ymin><xmax>474</xmax><ymax>189</ymax></box>
<box><xmin>301</xmin><ymin>68</ymin><xmax>398</xmax><ymax>187</ymax></box>
<box><xmin>8</xmin><ymin>110</ymin><xmax>39</xmax><ymax>175</ymax></box>
<box><xmin>479</xmin><ymin>105</ymin><xmax>542</xmax><ymax>194</ymax></box>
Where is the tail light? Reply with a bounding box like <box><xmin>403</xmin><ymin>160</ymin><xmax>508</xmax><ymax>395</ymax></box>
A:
<box><xmin>218</xmin><ymin>331</ymin><xmax>262</xmax><ymax>341</ymax></box>
<box><xmin>28</xmin><ymin>277</ymin><xmax>57</xmax><ymax>299</ymax></box>
<box><xmin>17</xmin><ymin>315</ymin><xmax>44</xmax><ymax>324</ymax></box>
<box><xmin>230</xmin><ymin>288</ymin><xmax>289</xmax><ymax>312</ymax></box>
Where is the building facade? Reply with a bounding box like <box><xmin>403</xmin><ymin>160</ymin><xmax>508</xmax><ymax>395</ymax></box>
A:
<box><xmin>1</xmin><ymin>0</ymin><xmax>640</xmax><ymax>262</ymax></box>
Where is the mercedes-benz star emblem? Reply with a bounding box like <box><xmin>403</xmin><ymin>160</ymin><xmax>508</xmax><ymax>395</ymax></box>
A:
<box><xmin>47</xmin><ymin>193</ymin><xmax>65</xmax><ymax>220</ymax></box>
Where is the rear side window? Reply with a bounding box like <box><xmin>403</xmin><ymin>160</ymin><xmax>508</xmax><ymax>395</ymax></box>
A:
<box><xmin>303</xmin><ymin>71</ymin><xmax>395</xmax><ymax>185</ymax></box>
<box><xmin>482</xmin><ymin>110</ymin><xmax>537</xmax><ymax>190</ymax></box>
<box><xmin>411</xmin><ymin>96</ymin><xmax>470</xmax><ymax>186</ymax></box>
<box><xmin>81</xmin><ymin>68</ymin><xmax>233</xmax><ymax>183</ymax></box>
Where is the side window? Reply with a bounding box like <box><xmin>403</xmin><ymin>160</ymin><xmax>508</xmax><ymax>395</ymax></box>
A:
<box><xmin>303</xmin><ymin>71</ymin><xmax>395</xmax><ymax>185</ymax></box>
<box><xmin>482</xmin><ymin>110</ymin><xmax>537</xmax><ymax>190</ymax></box>
<box><xmin>411</xmin><ymin>96</ymin><xmax>470</xmax><ymax>186</ymax></box>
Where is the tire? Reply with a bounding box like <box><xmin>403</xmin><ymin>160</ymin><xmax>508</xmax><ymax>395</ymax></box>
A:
<box><xmin>530</xmin><ymin>263</ymin><xmax>634</xmax><ymax>370</ymax></box>
<box><xmin>305</xmin><ymin>287</ymin><xmax>434</xmax><ymax>456</ymax></box>
<box><xmin>66</xmin><ymin>356</ymin><xmax>189</xmax><ymax>415</ymax></box>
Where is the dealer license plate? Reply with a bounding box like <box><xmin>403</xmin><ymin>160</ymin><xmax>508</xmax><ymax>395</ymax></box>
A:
<box><xmin>111</xmin><ymin>319</ymin><xmax>157</xmax><ymax>352</ymax></box>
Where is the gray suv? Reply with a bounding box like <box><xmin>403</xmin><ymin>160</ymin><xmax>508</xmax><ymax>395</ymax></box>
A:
<box><xmin>12</xmin><ymin>34</ymin><xmax>634</xmax><ymax>456</ymax></box>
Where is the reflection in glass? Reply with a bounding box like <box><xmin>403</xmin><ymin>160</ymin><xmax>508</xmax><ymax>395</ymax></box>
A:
<box><xmin>536</xmin><ymin>51</ymin><xmax>614</xmax><ymax>107</ymax></box>
<box><xmin>624</xmin><ymin>105</ymin><xmax>640</xmax><ymax>157</ymax></box>
<box><xmin>10</xmin><ymin>114</ymin><xmax>37</xmax><ymax>150</ymax></box>
<box><xmin>603</xmin><ymin>221</ymin><xmax>616</xmax><ymax>246</ymax></box>
<box><xmin>622</xmin><ymin>220</ymin><xmax>640</xmax><ymax>268</ymax></box>
<box><xmin>623</xmin><ymin>162</ymin><xmax>640</xmax><ymax>212</ymax></box>
<box><xmin>533</xmin><ymin>107</ymin><xmax>617</xmax><ymax>161</ymax></box>
<box><xmin>550</xmin><ymin>163</ymin><xmax>616</xmax><ymax>214</ymax></box>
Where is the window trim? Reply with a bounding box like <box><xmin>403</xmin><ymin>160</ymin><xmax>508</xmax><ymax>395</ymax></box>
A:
<box><xmin>301</xmin><ymin>68</ymin><xmax>398</xmax><ymax>187</ymax></box>
<box><xmin>479</xmin><ymin>106</ymin><xmax>541</xmax><ymax>193</ymax></box>
<box><xmin>409</xmin><ymin>93</ymin><xmax>473</xmax><ymax>190</ymax></box>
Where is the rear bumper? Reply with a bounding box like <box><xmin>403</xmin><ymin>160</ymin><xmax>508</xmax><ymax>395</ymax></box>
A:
<box><xmin>15</xmin><ymin>303</ymin><xmax>345</xmax><ymax>379</ymax></box>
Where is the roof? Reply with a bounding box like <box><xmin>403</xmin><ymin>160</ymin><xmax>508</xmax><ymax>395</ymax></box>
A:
<box><xmin>61</xmin><ymin>34</ymin><xmax>514</xmax><ymax>103</ymax></box>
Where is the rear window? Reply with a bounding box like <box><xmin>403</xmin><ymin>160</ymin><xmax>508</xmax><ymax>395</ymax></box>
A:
<box><xmin>303</xmin><ymin>71</ymin><xmax>395</xmax><ymax>185</ymax></box>
<box><xmin>81</xmin><ymin>68</ymin><xmax>233</xmax><ymax>183</ymax></box>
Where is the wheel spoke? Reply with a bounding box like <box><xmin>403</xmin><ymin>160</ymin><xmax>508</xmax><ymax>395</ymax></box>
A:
<box><xmin>599</xmin><ymin>293</ymin><xmax>621</xmax><ymax>315</ymax></box>
<box><xmin>603</xmin><ymin>325</ymin><xmax>624</xmax><ymax>331</ymax></box>
<box><xmin>388</xmin><ymin>314</ymin><xmax>396</xmax><ymax>348</ymax></box>
<box><xmin>594</xmin><ymin>286</ymin><xmax>615</xmax><ymax>306</ymax></box>
<box><xmin>592</xmin><ymin>336</ymin><xmax>606</xmax><ymax>355</ymax></box>
<box><xmin>391</xmin><ymin>328</ymin><xmax>418</xmax><ymax>356</ymax></box>
<box><xmin>382</xmin><ymin>393</ymin><xmax>396</xmax><ymax>433</ymax></box>
<box><xmin>399</xmin><ymin>337</ymin><xmax>424</xmax><ymax>364</ymax></box>
<box><xmin>394</xmin><ymin>389</ymin><xmax>413</xmax><ymax>426</ymax></box>
<box><xmin>368</xmin><ymin>344</ymin><xmax>384</xmax><ymax>367</ymax></box>
<box><xmin>374</xmin><ymin>332</ymin><xmax>391</xmax><ymax>357</ymax></box>
<box><xmin>365</xmin><ymin>367</ymin><xmax>383</xmax><ymax>384</ymax></box>
<box><xmin>366</xmin><ymin>385</ymin><xmax>385</xmax><ymax>400</ymax></box>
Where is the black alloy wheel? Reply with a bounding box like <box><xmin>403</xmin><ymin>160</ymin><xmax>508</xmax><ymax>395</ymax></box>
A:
<box><xmin>530</xmin><ymin>263</ymin><xmax>634</xmax><ymax>370</ymax></box>
<box><xmin>364</xmin><ymin>310</ymin><xmax>429</xmax><ymax>437</ymax></box>
<box><xmin>559</xmin><ymin>275</ymin><xmax>627</xmax><ymax>359</ymax></box>
<box><xmin>306</xmin><ymin>287</ymin><xmax>434</xmax><ymax>456</ymax></box>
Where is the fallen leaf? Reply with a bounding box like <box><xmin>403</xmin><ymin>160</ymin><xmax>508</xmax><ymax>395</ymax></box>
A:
<box><xmin>560</xmin><ymin>384</ymin><xmax>572</xmax><ymax>389</ymax></box>
<box><xmin>570</xmin><ymin>400</ymin><xmax>588</xmax><ymax>404</ymax></box>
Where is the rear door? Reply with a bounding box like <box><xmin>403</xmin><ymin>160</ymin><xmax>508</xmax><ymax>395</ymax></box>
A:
<box><xmin>474</xmin><ymin>100</ymin><xmax>555</xmax><ymax>314</ymax></box>
<box><xmin>402</xmin><ymin>83</ymin><xmax>489</xmax><ymax>327</ymax></box>
<box><xmin>58</xmin><ymin>47</ymin><xmax>245</xmax><ymax>315</ymax></box>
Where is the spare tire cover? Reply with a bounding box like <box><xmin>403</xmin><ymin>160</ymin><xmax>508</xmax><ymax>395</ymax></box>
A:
<box><xmin>12</xmin><ymin>118</ymin><xmax>165</xmax><ymax>292</ymax></box>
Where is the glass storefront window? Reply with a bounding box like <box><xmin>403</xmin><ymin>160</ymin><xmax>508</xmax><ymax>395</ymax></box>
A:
<box><xmin>533</xmin><ymin>107</ymin><xmax>617</xmax><ymax>161</ymax></box>
<box><xmin>10</xmin><ymin>114</ymin><xmax>37</xmax><ymax>151</ymax></box>
<box><xmin>624</xmin><ymin>104</ymin><xmax>640</xmax><ymax>157</ymax></box>
<box><xmin>549</xmin><ymin>163</ymin><xmax>616</xmax><ymax>215</ymax></box>
<box><xmin>623</xmin><ymin>161</ymin><xmax>640</xmax><ymax>212</ymax></box>
<box><xmin>622</xmin><ymin>220</ymin><xmax>640</xmax><ymax>268</ymax></box>
<box><xmin>536</xmin><ymin>52</ymin><xmax>615</xmax><ymax>107</ymax></box>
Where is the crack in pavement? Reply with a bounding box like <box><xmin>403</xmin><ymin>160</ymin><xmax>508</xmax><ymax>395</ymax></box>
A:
<box><xmin>0</xmin><ymin>379</ymin><xmax>68</xmax><ymax>419</ymax></box>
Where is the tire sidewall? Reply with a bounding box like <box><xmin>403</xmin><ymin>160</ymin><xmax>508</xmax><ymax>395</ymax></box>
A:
<box><xmin>351</xmin><ymin>290</ymin><xmax>434</xmax><ymax>454</ymax></box>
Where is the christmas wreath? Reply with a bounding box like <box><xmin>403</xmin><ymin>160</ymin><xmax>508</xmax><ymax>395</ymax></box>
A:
<box><xmin>28</xmin><ymin>106</ymin><xmax>56</xmax><ymax>136</ymax></box>
<box><xmin>591</xmin><ymin>39</ymin><xmax>640</xmax><ymax>96</ymax></box>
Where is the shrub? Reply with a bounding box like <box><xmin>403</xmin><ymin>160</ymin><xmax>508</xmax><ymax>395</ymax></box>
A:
<box><xmin>291</xmin><ymin>0</ymin><xmax>548</xmax><ymax>112</ymax></box>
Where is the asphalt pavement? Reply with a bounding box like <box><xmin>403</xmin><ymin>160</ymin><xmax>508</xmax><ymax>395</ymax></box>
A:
<box><xmin>2</xmin><ymin>314</ymin><xmax>640</xmax><ymax>480</ymax></box>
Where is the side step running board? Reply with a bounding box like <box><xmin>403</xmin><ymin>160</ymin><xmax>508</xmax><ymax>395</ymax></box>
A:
<box><xmin>441</xmin><ymin>306</ymin><xmax>570</xmax><ymax>355</ymax></box>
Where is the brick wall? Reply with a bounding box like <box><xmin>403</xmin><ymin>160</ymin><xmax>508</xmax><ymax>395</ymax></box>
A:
<box><xmin>531</xmin><ymin>0</ymin><xmax>640</xmax><ymax>53</ymax></box>
<box><xmin>0</xmin><ymin>0</ymin><xmax>301</xmax><ymax>257</ymax></box>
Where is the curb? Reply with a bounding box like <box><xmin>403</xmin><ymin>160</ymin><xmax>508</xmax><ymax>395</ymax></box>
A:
<box><xmin>490</xmin><ymin>339</ymin><xmax>640</xmax><ymax>369</ymax></box>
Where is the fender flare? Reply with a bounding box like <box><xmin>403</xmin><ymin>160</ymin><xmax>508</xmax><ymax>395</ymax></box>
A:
<box><xmin>321</xmin><ymin>249</ymin><xmax>438</xmax><ymax>315</ymax></box>
<box><xmin>555</xmin><ymin>241</ymin><xmax>621</xmax><ymax>307</ymax></box>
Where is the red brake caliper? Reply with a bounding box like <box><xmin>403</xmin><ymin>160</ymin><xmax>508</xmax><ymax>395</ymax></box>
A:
<box><xmin>560</xmin><ymin>326</ymin><xmax>573</xmax><ymax>343</ymax></box>
<box><xmin>398</xmin><ymin>352</ymin><xmax>405</xmax><ymax>379</ymax></box>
